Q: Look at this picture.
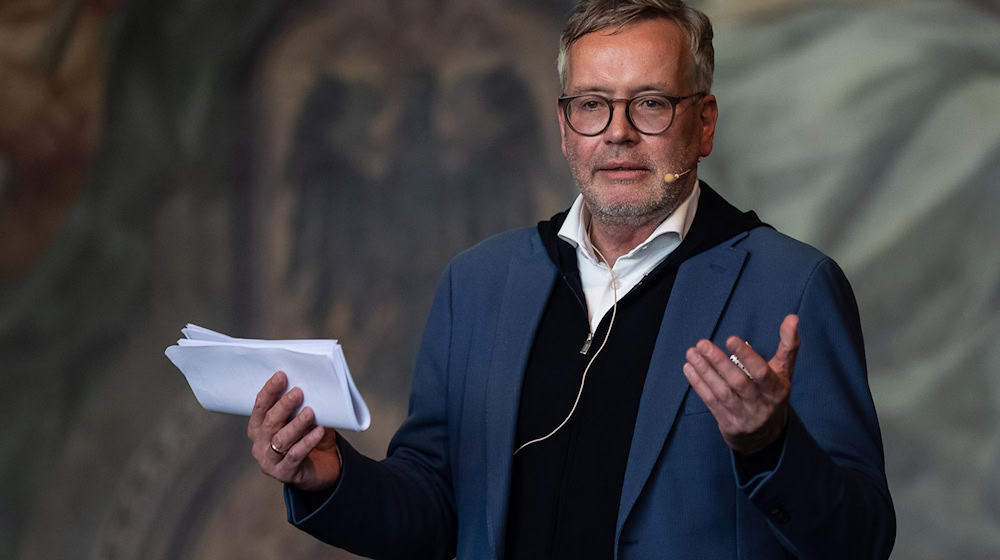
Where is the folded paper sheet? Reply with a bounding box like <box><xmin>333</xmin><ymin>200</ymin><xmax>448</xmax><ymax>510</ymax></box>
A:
<box><xmin>164</xmin><ymin>324</ymin><xmax>370</xmax><ymax>430</ymax></box>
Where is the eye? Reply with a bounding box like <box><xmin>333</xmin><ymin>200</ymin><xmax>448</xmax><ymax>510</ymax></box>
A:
<box><xmin>573</xmin><ymin>96</ymin><xmax>606</xmax><ymax>112</ymax></box>
<box><xmin>634</xmin><ymin>96</ymin><xmax>669</xmax><ymax>110</ymax></box>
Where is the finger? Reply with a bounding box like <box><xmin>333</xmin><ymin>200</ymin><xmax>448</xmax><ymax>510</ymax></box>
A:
<box><xmin>695</xmin><ymin>339</ymin><xmax>758</xmax><ymax>398</ymax></box>
<box><xmin>686</xmin><ymin>344</ymin><xmax>745</xmax><ymax>407</ymax></box>
<box><xmin>768</xmin><ymin>314</ymin><xmax>800</xmax><ymax>381</ymax></box>
<box><xmin>683</xmin><ymin>358</ymin><xmax>745</xmax><ymax>435</ymax></box>
<box><xmin>683</xmin><ymin>360</ymin><xmax>727</xmax><ymax>412</ymax></box>
<box><xmin>724</xmin><ymin>336</ymin><xmax>772</xmax><ymax>384</ymax></box>
<box><xmin>249</xmin><ymin>371</ymin><xmax>287</xmax><ymax>434</ymax></box>
<box><xmin>276</xmin><ymin>424</ymin><xmax>326</xmax><ymax>476</ymax></box>
<box><xmin>262</xmin><ymin>385</ymin><xmax>304</xmax><ymax>431</ymax></box>
<box><xmin>270</xmin><ymin>406</ymin><xmax>317</xmax><ymax>458</ymax></box>
<box><xmin>725</xmin><ymin>335</ymin><xmax>792</xmax><ymax>400</ymax></box>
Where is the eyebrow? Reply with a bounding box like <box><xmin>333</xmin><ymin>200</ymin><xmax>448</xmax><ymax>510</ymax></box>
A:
<box><xmin>565</xmin><ymin>83</ymin><xmax>676</xmax><ymax>96</ymax></box>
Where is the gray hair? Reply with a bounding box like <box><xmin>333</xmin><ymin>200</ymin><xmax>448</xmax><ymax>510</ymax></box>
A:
<box><xmin>557</xmin><ymin>0</ymin><xmax>714</xmax><ymax>94</ymax></box>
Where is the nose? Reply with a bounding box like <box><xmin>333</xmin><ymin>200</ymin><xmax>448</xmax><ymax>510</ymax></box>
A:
<box><xmin>603</xmin><ymin>100</ymin><xmax>640</xmax><ymax>144</ymax></box>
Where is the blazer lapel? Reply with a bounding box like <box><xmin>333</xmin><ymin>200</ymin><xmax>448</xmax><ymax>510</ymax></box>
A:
<box><xmin>616</xmin><ymin>243</ymin><xmax>748</xmax><ymax>536</ymax></box>
<box><xmin>484</xmin><ymin>246</ymin><xmax>557</xmax><ymax>557</ymax></box>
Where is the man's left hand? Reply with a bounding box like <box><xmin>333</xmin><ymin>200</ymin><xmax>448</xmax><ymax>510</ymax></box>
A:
<box><xmin>683</xmin><ymin>314</ymin><xmax>800</xmax><ymax>455</ymax></box>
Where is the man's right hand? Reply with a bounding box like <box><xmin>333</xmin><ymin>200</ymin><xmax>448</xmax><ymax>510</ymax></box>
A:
<box><xmin>248</xmin><ymin>371</ymin><xmax>342</xmax><ymax>491</ymax></box>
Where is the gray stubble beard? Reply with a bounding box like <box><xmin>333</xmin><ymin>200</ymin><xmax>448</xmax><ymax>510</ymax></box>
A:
<box><xmin>567</xmin><ymin>151</ymin><xmax>694</xmax><ymax>229</ymax></box>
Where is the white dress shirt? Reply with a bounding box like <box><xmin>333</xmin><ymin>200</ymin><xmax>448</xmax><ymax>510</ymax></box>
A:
<box><xmin>557</xmin><ymin>181</ymin><xmax>700</xmax><ymax>333</ymax></box>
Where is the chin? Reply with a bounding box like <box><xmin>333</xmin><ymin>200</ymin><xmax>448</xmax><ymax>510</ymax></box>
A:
<box><xmin>587</xmin><ymin>197</ymin><xmax>663</xmax><ymax>225</ymax></box>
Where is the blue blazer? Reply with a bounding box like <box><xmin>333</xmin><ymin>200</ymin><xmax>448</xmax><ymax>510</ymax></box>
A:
<box><xmin>286</xmin><ymin>218</ymin><xmax>895</xmax><ymax>559</ymax></box>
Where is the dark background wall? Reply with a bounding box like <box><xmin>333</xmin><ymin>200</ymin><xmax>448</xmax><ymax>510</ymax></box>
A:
<box><xmin>1</xmin><ymin>1</ymin><xmax>998</xmax><ymax>558</ymax></box>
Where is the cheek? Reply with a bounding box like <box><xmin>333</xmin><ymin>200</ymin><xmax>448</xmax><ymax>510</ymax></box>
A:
<box><xmin>562</xmin><ymin>136</ymin><xmax>585</xmax><ymax>165</ymax></box>
<box><xmin>563</xmin><ymin>135</ymin><xmax>602</xmax><ymax>161</ymax></box>
<box><xmin>662</xmin><ymin>127</ymin><xmax>700</xmax><ymax>163</ymax></box>
<box><xmin>562</xmin><ymin>141</ymin><xmax>595</xmax><ymax>182</ymax></box>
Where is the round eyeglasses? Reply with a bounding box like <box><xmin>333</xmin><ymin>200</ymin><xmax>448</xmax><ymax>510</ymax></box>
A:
<box><xmin>558</xmin><ymin>92</ymin><xmax>705</xmax><ymax>136</ymax></box>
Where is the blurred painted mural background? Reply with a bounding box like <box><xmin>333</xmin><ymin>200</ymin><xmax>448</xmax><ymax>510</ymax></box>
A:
<box><xmin>1</xmin><ymin>0</ymin><xmax>998</xmax><ymax>558</ymax></box>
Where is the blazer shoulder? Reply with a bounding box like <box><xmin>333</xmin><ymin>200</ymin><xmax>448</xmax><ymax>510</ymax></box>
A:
<box><xmin>448</xmin><ymin>226</ymin><xmax>546</xmax><ymax>274</ymax></box>
<box><xmin>737</xmin><ymin>226</ymin><xmax>835</xmax><ymax>270</ymax></box>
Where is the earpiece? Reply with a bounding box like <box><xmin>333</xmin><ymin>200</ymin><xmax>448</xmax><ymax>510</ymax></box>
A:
<box><xmin>513</xmin><ymin>227</ymin><xmax>619</xmax><ymax>457</ymax></box>
<box><xmin>663</xmin><ymin>167</ymin><xmax>692</xmax><ymax>183</ymax></box>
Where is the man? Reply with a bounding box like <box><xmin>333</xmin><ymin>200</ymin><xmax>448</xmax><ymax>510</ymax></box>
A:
<box><xmin>248</xmin><ymin>1</ymin><xmax>895</xmax><ymax>558</ymax></box>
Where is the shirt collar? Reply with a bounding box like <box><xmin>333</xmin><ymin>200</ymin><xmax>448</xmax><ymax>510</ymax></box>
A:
<box><xmin>557</xmin><ymin>179</ymin><xmax>701</xmax><ymax>264</ymax></box>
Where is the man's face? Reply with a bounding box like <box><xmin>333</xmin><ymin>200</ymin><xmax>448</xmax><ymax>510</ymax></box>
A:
<box><xmin>558</xmin><ymin>18</ymin><xmax>717</xmax><ymax>227</ymax></box>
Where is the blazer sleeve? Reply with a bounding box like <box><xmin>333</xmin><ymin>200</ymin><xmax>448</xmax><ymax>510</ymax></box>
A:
<box><xmin>283</xmin><ymin>264</ymin><xmax>459</xmax><ymax>560</ymax></box>
<box><xmin>734</xmin><ymin>257</ymin><xmax>896</xmax><ymax>559</ymax></box>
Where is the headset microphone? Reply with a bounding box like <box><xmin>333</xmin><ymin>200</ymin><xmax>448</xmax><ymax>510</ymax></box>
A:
<box><xmin>663</xmin><ymin>167</ymin><xmax>693</xmax><ymax>184</ymax></box>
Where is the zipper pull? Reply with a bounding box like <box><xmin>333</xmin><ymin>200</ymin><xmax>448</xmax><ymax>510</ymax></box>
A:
<box><xmin>580</xmin><ymin>331</ymin><xmax>594</xmax><ymax>354</ymax></box>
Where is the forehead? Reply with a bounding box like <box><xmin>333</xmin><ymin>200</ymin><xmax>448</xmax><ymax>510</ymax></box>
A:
<box><xmin>565</xmin><ymin>18</ymin><xmax>690</xmax><ymax>94</ymax></box>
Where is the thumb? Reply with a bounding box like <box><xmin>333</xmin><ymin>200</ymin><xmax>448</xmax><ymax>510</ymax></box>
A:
<box><xmin>768</xmin><ymin>314</ymin><xmax>800</xmax><ymax>380</ymax></box>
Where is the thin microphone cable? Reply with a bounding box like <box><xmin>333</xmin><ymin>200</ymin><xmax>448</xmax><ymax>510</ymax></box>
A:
<box><xmin>513</xmin><ymin>239</ymin><xmax>618</xmax><ymax>456</ymax></box>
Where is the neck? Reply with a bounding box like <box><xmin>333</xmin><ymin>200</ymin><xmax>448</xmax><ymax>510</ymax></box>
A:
<box><xmin>586</xmin><ymin>211</ymin><xmax>666</xmax><ymax>268</ymax></box>
<box><xmin>584</xmin><ymin>176</ymin><xmax>697</xmax><ymax>266</ymax></box>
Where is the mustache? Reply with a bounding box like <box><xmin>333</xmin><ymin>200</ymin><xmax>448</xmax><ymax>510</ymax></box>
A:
<box><xmin>592</xmin><ymin>151</ymin><xmax>656</xmax><ymax>171</ymax></box>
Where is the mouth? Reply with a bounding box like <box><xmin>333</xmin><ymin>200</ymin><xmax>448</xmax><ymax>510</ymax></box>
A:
<box><xmin>598</xmin><ymin>160</ymin><xmax>648</xmax><ymax>171</ymax></box>
<box><xmin>596</xmin><ymin>162</ymin><xmax>650</xmax><ymax>180</ymax></box>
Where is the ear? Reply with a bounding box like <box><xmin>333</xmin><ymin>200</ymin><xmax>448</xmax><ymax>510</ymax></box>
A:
<box><xmin>556</xmin><ymin>100</ymin><xmax>570</xmax><ymax>159</ymax></box>
<box><xmin>697</xmin><ymin>94</ymin><xmax>718</xmax><ymax>157</ymax></box>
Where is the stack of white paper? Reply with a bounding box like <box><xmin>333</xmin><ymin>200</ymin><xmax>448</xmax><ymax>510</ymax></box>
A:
<box><xmin>164</xmin><ymin>324</ymin><xmax>370</xmax><ymax>431</ymax></box>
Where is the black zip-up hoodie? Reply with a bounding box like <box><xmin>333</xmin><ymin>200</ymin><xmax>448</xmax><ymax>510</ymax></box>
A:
<box><xmin>504</xmin><ymin>182</ymin><xmax>767</xmax><ymax>559</ymax></box>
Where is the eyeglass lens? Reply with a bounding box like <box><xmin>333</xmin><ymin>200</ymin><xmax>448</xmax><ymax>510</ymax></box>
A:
<box><xmin>565</xmin><ymin>95</ymin><xmax>677</xmax><ymax>135</ymax></box>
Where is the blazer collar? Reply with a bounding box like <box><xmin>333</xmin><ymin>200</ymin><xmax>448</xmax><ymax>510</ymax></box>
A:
<box><xmin>615</xmin><ymin>237</ymin><xmax>749</xmax><ymax>540</ymax></box>
<box><xmin>483</xmin><ymin>237</ymin><xmax>557</xmax><ymax>557</ymax></box>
